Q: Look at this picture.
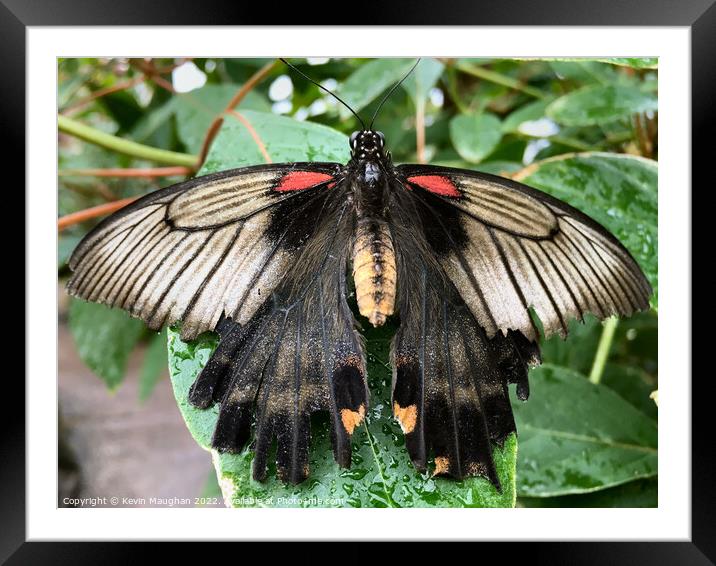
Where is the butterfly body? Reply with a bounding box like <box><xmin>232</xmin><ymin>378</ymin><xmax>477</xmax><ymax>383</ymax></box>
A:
<box><xmin>68</xmin><ymin>125</ymin><xmax>651</xmax><ymax>488</ymax></box>
<box><xmin>346</xmin><ymin>130</ymin><xmax>397</xmax><ymax>326</ymax></box>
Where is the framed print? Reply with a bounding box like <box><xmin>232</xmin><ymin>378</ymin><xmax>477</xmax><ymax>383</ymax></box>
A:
<box><xmin>9</xmin><ymin>0</ymin><xmax>709</xmax><ymax>559</ymax></box>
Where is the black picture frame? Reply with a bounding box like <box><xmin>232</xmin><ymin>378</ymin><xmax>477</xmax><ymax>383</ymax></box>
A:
<box><xmin>8</xmin><ymin>0</ymin><xmax>708</xmax><ymax>560</ymax></box>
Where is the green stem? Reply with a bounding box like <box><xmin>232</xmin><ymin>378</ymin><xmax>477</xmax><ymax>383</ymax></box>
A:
<box><xmin>454</xmin><ymin>61</ymin><xmax>547</xmax><ymax>99</ymax></box>
<box><xmin>589</xmin><ymin>317</ymin><xmax>619</xmax><ymax>384</ymax></box>
<box><xmin>58</xmin><ymin>114</ymin><xmax>198</xmax><ymax>168</ymax></box>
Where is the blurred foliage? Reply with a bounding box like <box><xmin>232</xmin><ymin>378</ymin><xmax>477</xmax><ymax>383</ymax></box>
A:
<box><xmin>58</xmin><ymin>57</ymin><xmax>658</xmax><ymax>508</ymax></box>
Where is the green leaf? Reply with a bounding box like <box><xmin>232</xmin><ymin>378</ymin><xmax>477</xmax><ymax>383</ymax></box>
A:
<box><xmin>172</xmin><ymin>84</ymin><xmax>270</xmax><ymax>154</ymax></box>
<box><xmin>601</xmin><ymin>363</ymin><xmax>658</xmax><ymax>422</ymax></box>
<box><xmin>402</xmin><ymin>58</ymin><xmax>444</xmax><ymax>106</ymax></box>
<box><xmin>547</xmin><ymin>85</ymin><xmax>657</xmax><ymax>126</ymax></box>
<box><xmin>548</xmin><ymin>61</ymin><xmax>618</xmax><ymax>85</ymax></box>
<box><xmin>200</xmin><ymin>109</ymin><xmax>350</xmax><ymax>173</ymax></box>
<box><xmin>168</xmin><ymin>324</ymin><xmax>517</xmax><ymax>507</ymax></box>
<box><xmin>471</xmin><ymin>161</ymin><xmax>523</xmax><ymax>176</ymax></box>
<box><xmin>519</xmin><ymin>477</ymin><xmax>657</xmax><ymax>507</ymax></box>
<box><xmin>518</xmin><ymin>153</ymin><xmax>657</xmax><ymax>308</ymax></box>
<box><xmin>68</xmin><ymin>299</ymin><xmax>145</xmax><ymax>390</ymax></box>
<box><xmin>502</xmin><ymin>97</ymin><xmax>555</xmax><ymax>134</ymax></box>
<box><xmin>512</xmin><ymin>365</ymin><xmax>657</xmax><ymax>497</ymax></box>
<box><xmin>138</xmin><ymin>329</ymin><xmax>168</xmax><ymax>402</ymax></box>
<box><xmin>130</xmin><ymin>99</ymin><xmax>177</xmax><ymax>144</ymax></box>
<box><xmin>449</xmin><ymin>112</ymin><xmax>502</xmax><ymax>163</ymax></box>
<box><xmin>337</xmin><ymin>59</ymin><xmax>417</xmax><ymax>119</ymax></box>
<box><xmin>58</xmin><ymin>234</ymin><xmax>83</xmax><ymax>268</ymax></box>
<box><xmin>598</xmin><ymin>58</ymin><xmax>658</xmax><ymax>69</ymax></box>
<box><xmin>540</xmin><ymin>315</ymin><xmax>603</xmax><ymax>375</ymax></box>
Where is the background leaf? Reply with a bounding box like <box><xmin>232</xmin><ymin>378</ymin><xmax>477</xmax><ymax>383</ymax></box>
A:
<box><xmin>512</xmin><ymin>365</ymin><xmax>657</xmax><ymax>497</ymax></box>
<box><xmin>598</xmin><ymin>58</ymin><xmax>658</xmax><ymax>69</ymax></box>
<box><xmin>172</xmin><ymin>84</ymin><xmax>270</xmax><ymax>154</ymax></box>
<box><xmin>519</xmin><ymin>477</ymin><xmax>657</xmax><ymax>507</ymax></box>
<box><xmin>199</xmin><ymin>109</ymin><xmax>350</xmax><ymax>171</ymax></box>
<box><xmin>547</xmin><ymin>85</ymin><xmax>657</xmax><ymax>126</ymax></box>
<box><xmin>68</xmin><ymin>299</ymin><xmax>145</xmax><ymax>390</ymax></box>
<box><xmin>138</xmin><ymin>329</ymin><xmax>168</xmax><ymax>402</ymax></box>
<box><xmin>338</xmin><ymin>59</ymin><xmax>417</xmax><ymax>119</ymax></box>
<box><xmin>449</xmin><ymin>112</ymin><xmax>503</xmax><ymax>163</ymax></box>
<box><xmin>402</xmin><ymin>58</ymin><xmax>445</xmax><ymax>106</ymax></box>
<box><xmin>502</xmin><ymin>97</ymin><xmax>555</xmax><ymax>134</ymax></box>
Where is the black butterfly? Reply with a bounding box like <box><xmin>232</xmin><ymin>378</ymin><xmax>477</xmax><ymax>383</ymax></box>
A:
<box><xmin>67</xmin><ymin>61</ymin><xmax>651</xmax><ymax>489</ymax></box>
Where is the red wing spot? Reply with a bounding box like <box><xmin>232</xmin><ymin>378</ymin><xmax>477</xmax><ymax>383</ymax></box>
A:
<box><xmin>276</xmin><ymin>171</ymin><xmax>334</xmax><ymax>192</ymax></box>
<box><xmin>407</xmin><ymin>175</ymin><xmax>461</xmax><ymax>198</ymax></box>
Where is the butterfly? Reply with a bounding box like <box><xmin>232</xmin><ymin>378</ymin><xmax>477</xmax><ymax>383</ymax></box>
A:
<box><xmin>67</xmin><ymin>60</ymin><xmax>652</xmax><ymax>489</ymax></box>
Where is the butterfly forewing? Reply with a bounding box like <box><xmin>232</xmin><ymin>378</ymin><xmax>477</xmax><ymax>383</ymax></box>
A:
<box><xmin>395</xmin><ymin>164</ymin><xmax>652</xmax><ymax>340</ymax></box>
<box><xmin>68</xmin><ymin>163</ymin><xmax>342</xmax><ymax>340</ymax></box>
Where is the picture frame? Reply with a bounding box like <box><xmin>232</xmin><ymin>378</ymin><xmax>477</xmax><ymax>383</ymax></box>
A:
<box><xmin>10</xmin><ymin>0</ymin><xmax>707</xmax><ymax>557</ymax></box>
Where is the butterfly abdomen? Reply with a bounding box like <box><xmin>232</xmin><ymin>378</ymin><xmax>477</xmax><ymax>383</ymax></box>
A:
<box><xmin>352</xmin><ymin>217</ymin><xmax>396</xmax><ymax>326</ymax></box>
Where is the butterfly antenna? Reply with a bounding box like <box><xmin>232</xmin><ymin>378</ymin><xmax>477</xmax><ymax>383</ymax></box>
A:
<box><xmin>369</xmin><ymin>58</ymin><xmax>421</xmax><ymax>130</ymax></box>
<box><xmin>279</xmin><ymin>58</ymin><xmax>366</xmax><ymax>129</ymax></box>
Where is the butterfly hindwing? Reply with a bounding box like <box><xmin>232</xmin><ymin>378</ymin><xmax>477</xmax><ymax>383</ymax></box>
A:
<box><xmin>188</xmin><ymin>205</ymin><xmax>368</xmax><ymax>483</ymax></box>
<box><xmin>389</xmin><ymin>191</ymin><xmax>541</xmax><ymax>485</ymax></box>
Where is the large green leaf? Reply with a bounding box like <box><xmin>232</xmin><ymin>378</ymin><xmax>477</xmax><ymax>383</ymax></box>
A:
<box><xmin>68</xmin><ymin>299</ymin><xmax>145</xmax><ymax>390</ymax></box>
<box><xmin>337</xmin><ymin>59</ymin><xmax>417</xmax><ymax>120</ymax></box>
<box><xmin>168</xmin><ymin>324</ymin><xmax>516</xmax><ymax>508</ymax></box>
<box><xmin>502</xmin><ymin>97</ymin><xmax>555</xmax><ymax>134</ymax></box>
<box><xmin>172</xmin><ymin>84</ymin><xmax>270</xmax><ymax>154</ymax></box>
<box><xmin>200</xmin><ymin>109</ymin><xmax>350</xmax><ymax>171</ymax></box>
<box><xmin>547</xmin><ymin>85</ymin><xmax>657</xmax><ymax>126</ymax></box>
<box><xmin>540</xmin><ymin>315</ymin><xmax>603</xmax><ymax>375</ymax></box>
<box><xmin>519</xmin><ymin>477</ymin><xmax>657</xmax><ymax>508</ymax></box>
<box><xmin>539</xmin><ymin>57</ymin><xmax>657</xmax><ymax>70</ymax></box>
<box><xmin>167</xmin><ymin>113</ymin><xmax>516</xmax><ymax>507</ymax></box>
<box><xmin>598</xmin><ymin>58</ymin><xmax>658</xmax><ymax>69</ymax></box>
<box><xmin>601</xmin><ymin>363</ymin><xmax>658</xmax><ymax>422</ymax></box>
<box><xmin>512</xmin><ymin>365</ymin><xmax>657</xmax><ymax>497</ymax></box>
<box><xmin>517</xmin><ymin>152</ymin><xmax>657</xmax><ymax>308</ymax></box>
<box><xmin>449</xmin><ymin>112</ymin><xmax>503</xmax><ymax>163</ymax></box>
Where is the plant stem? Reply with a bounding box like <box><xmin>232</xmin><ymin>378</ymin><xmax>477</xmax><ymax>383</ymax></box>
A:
<box><xmin>589</xmin><ymin>317</ymin><xmax>619</xmax><ymax>384</ymax></box>
<box><xmin>453</xmin><ymin>61</ymin><xmax>547</xmax><ymax>99</ymax></box>
<box><xmin>59</xmin><ymin>166</ymin><xmax>192</xmax><ymax>178</ymax></box>
<box><xmin>58</xmin><ymin>197</ymin><xmax>138</xmax><ymax>231</ymax></box>
<box><xmin>58</xmin><ymin>114</ymin><xmax>198</xmax><ymax>168</ymax></box>
<box><xmin>415</xmin><ymin>98</ymin><xmax>427</xmax><ymax>164</ymax></box>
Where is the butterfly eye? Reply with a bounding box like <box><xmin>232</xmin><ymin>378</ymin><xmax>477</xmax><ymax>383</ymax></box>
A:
<box><xmin>376</xmin><ymin>131</ymin><xmax>385</xmax><ymax>147</ymax></box>
<box><xmin>349</xmin><ymin>131</ymin><xmax>360</xmax><ymax>148</ymax></box>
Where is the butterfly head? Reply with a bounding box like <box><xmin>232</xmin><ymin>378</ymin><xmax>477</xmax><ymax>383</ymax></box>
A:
<box><xmin>350</xmin><ymin>130</ymin><xmax>386</xmax><ymax>161</ymax></box>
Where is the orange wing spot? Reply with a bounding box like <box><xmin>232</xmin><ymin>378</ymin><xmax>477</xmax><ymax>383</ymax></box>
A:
<box><xmin>433</xmin><ymin>456</ymin><xmax>450</xmax><ymax>476</ymax></box>
<box><xmin>407</xmin><ymin>175</ymin><xmax>461</xmax><ymax>198</ymax></box>
<box><xmin>393</xmin><ymin>402</ymin><xmax>417</xmax><ymax>434</ymax></box>
<box><xmin>340</xmin><ymin>405</ymin><xmax>366</xmax><ymax>435</ymax></box>
<box><xmin>276</xmin><ymin>171</ymin><xmax>333</xmax><ymax>192</ymax></box>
